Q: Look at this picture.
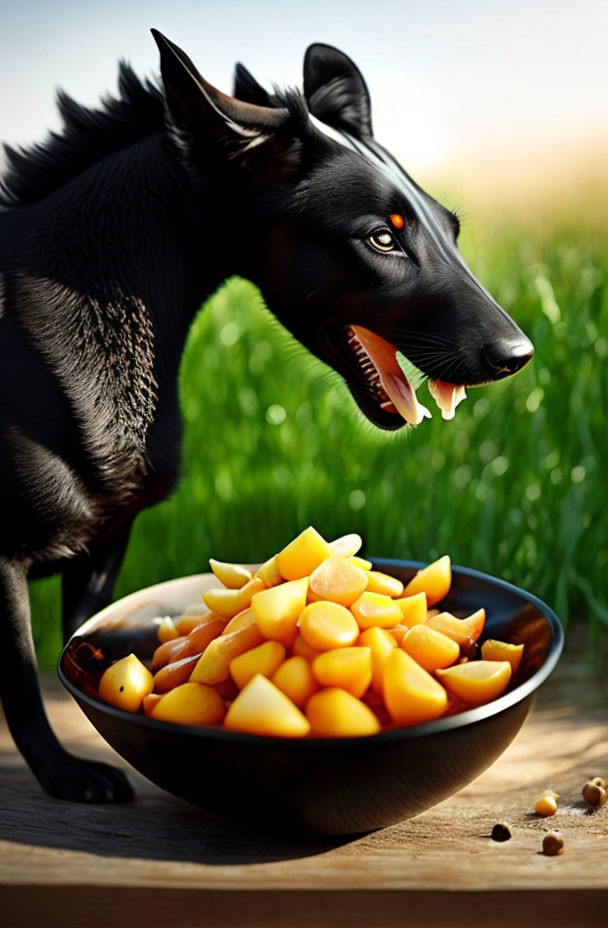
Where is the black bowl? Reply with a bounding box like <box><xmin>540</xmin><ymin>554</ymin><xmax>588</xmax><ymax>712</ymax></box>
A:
<box><xmin>58</xmin><ymin>559</ymin><xmax>563</xmax><ymax>835</ymax></box>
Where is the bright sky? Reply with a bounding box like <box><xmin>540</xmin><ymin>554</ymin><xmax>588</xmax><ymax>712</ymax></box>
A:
<box><xmin>1</xmin><ymin>0</ymin><xmax>606</xmax><ymax>173</ymax></box>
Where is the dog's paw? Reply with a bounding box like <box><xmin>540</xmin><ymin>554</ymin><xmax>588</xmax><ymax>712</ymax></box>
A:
<box><xmin>38</xmin><ymin>753</ymin><xmax>134</xmax><ymax>803</ymax></box>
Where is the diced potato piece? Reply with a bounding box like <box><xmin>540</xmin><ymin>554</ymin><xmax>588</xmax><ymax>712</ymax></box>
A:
<box><xmin>312</xmin><ymin>647</ymin><xmax>372</xmax><ymax>698</ymax></box>
<box><xmin>328</xmin><ymin>533</ymin><xmax>363</xmax><ymax>559</ymax></box>
<box><xmin>388</xmin><ymin>624</ymin><xmax>408</xmax><ymax>646</ymax></box>
<box><xmin>222</xmin><ymin>606</ymin><xmax>257</xmax><ymax>635</ymax></box>
<box><xmin>151</xmin><ymin>635</ymin><xmax>189</xmax><ymax>670</ymax></box>
<box><xmin>292</xmin><ymin>632</ymin><xmax>323</xmax><ymax>661</ymax></box>
<box><xmin>255</xmin><ymin>555</ymin><xmax>283</xmax><ymax>588</ymax></box>
<box><xmin>382</xmin><ymin>649</ymin><xmax>448</xmax><ymax>727</ymax></box>
<box><xmin>202</xmin><ymin>577</ymin><xmax>265</xmax><ymax>619</ymax></box>
<box><xmin>154</xmin><ymin>652</ymin><xmax>202</xmax><ymax>693</ymax></box>
<box><xmin>481</xmin><ymin>639</ymin><xmax>524</xmax><ymax>675</ymax></box>
<box><xmin>403</xmin><ymin>555</ymin><xmax>451</xmax><ymax>606</ymax></box>
<box><xmin>350</xmin><ymin>592</ymin><xmax>402</xmax><ymax>630</ymax></box>
<box><xmin>152</xmin><ymin>612</ymin><xmax>226</xmax><ymax>669</ymax></box>
<box><xmin>209</xmin><ymin>558</ymin><xmax>253</xmax><ymax>590</ymax></box>
<box><xmin>349</xmin><ymin>556</ymin><xmax>372</xmax><ymax>570</ymax></box>
<box><xmin>308</xmin><ymin>556</ymin><xmax>368</xmax><ymax>607</ymax></box>
<box><xmin>299</xmin><ymin>601</ymin><xmax>359</xmax><ymax>651</ymax></box>
<box><xmin>271</xmin><ymin>656</ymin><xmax>318</xmax><ymax>707</ymax></box>
<box><xmin>156</xmin><ymin>616</ymin><xmax>178</xmax><ymax>643</ymax></box>
<box><xmin>306</xmin><ymin>688</ymin><xmax>381</xmax><ymax>737</ymax></box>
<box><xmin>251</xmin><ymin>578</ymin><xmax>308</xmax><ymax>646</ymax></box>
<box><xmin>394</xmin><ymin>592</ymin><xmax>427</xmax><ymax>627</ymax></box>
<box><xmin>99</xmin><ymin>653</ymin><xmax>154</xmax><ymax>712</ymax></box>
<box><xmin>188</xmin><ymin>615</ymin><xmax>227</xmax><ymax>649</ymax></box>
<box><xmin>150</xmin><ymin>682</ymin><xmax>226</xmax><ymax>726</ymax></box>
<box><xmin>175</xmin><ymin>613</ymin><xmax>214</xmax><ymax>636</ymax></box>
<box><xmin>229</xmin><ymin>640</ymin><xmax>286</xmax><ymax>690</ymax></box>
<box><xmin>143</xmin><ymin>693</ymin><xmax>163</xmax><ymax>716</ymax></box>
<box><xmin>426</xmin><ymin>609</ymin><xmax>486</xmax><ymax>649</ymax></box>
<box><xmin>402</xmin><ymin>625</ymin><xmax>460</xmax><ymax>672</ymax></box>
<box><xmin>365</xmin><ymin>571</ymin><xmax>404</xmax><ymax>598</ymax></box>
<box><xmin>436</xmin><ymin>660</ymin><xmax>512</xmax><ymax>705</ymax></box>
<box><xmin>224</xmin><ymin>674</ymin><xmax>310</xmax><ymax>737</ymax></box>
<box><xmin>190</xmin><ymin>615</ymin><xmax>264</xmax><ymax>685</ymax></box>
<box><xmin>212</xmin><ymin>677</ymin><xmax>240</xmax><ymax>701</ymax></box>
<box><xmin>359</xmin><ymin>626</ymin><xmax>397</xmax><ymax>694</ymax></box>
<box><xmin>276</xmin><ymin>526</ymin><xmax>333</xmax><ymax>580</ymax></box>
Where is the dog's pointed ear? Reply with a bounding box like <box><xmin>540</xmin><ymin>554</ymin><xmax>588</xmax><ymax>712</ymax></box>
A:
<box><xmin>303</xmin><ymin>43</ymin><xmax>372</xmax><ymax>139</ymax></box>
<box><xmin>233</xmin><ymin>62</ymin><xmax>274</xmax><ymax>107</ymax></box>
<box><xmin>152</xmin><ymin>30</ymin><xmax>300</xmax><ymax>182</ymax></box>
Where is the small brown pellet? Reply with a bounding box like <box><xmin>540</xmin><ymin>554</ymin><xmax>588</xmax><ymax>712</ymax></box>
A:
<box><xmin>542</xmin><ymin>832</ymin><xmax>564</xmax><ymax>856</ymax></box>
<box><xmin>582</xmin><ymin>781</ymin><xmax>607</xmax><ymax>808</ymax></box>
<box><xmin>491</xmin><ymin>822</ymin><xmax>512</xmax><ymax>842</ymax></box>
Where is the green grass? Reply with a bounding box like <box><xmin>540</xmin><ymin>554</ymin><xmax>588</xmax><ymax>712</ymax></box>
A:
<box><xmin>30</xmin><ymin>215</ymin><xmax>608</xmax><ymax>667</ymax></box>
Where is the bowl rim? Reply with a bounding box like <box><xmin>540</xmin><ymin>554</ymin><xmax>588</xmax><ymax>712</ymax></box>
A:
<box><xmin>58</xmin><ymin>558</ymin><xmax>564</xmax><ymax>749</ymax></box>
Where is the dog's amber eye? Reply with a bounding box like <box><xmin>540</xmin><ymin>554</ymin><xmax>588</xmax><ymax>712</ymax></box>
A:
<box><xmin>369</xmin><ymin>230</ymin><xmax>395</xmax><ymax>253</ymax></box>
<box><xmin>390</xmin><ymin>213</ymin><xmax>405</xmax><ymax>230</ymax></box>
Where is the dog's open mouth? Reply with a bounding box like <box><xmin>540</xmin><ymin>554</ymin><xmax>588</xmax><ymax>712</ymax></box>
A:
<box><xmin>344</xmin><ymin>325</ymin><xmax>467</xmax><ymax>428</ymax></box>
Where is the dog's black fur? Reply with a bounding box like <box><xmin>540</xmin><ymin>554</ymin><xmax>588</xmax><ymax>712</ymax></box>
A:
<box><xmin>0</xmin><ymin>32</ymin><xmax>532</xmax><ymax>802</ymax></box>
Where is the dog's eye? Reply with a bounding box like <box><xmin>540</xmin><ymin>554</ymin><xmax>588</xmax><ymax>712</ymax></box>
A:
<box><xmin>368</xmin><ymin>230</ymin><xmax>396</xmax><ymax>253</ymax></box>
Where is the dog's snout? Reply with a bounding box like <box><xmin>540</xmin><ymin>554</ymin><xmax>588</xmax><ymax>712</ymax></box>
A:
<box><xmin>483</xmin><ymin>335</ymin><xmax>534</xmax><ymax>377</ymax></box>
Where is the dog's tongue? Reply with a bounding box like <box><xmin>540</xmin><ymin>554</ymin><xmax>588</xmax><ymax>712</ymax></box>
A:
<box><xmin>351</xmin><ymin>325</ymin><xmax>431</xmax><ymax>425</ymax></box>
<box><xmin>428</xmin><ymin>380</ymin><xmax>467</xmax><ymax>420</ymax></box>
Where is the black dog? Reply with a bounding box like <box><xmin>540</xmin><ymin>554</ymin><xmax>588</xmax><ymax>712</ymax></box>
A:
<box><xmin>0</xmin><ymin>32</ymin><xmax>533</xmax><ymax>802</ymax></box>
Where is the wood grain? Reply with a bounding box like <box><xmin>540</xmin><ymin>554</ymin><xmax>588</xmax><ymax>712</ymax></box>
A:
<box><xmin>1</xmin><ymin>636</ymin><xmax>607</xmax><ymax>926</ymax></box>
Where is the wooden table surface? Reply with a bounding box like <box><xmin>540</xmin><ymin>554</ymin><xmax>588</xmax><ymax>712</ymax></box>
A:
<box><xmin>1</xmin><ymin>635</ymin><xmax>607</xmax><ymax>928</ymax></box>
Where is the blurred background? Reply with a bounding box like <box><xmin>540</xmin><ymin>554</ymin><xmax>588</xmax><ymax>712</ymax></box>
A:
<box><xmin>2</xmin><ymin>1</ymin><xmax>606</xmax><ymax>664</ymax></box>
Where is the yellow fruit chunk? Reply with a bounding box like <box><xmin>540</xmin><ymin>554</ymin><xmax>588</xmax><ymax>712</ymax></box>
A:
<box><xmin>224</xmin><ymin>674</ymin><xmax>310</xmax><ymax>737</ymax></box>
<box><xmin>394</xmin><ymin>592</ymin><xmax>427</xmax><ymax>628</ymax></box>
<box><xmin>349</xmin><ymin>555</ymin><xmax>372</xmax><ymax>570</ymax></box>
<box><xmin>271</xmin><ymin>656</ymin><xmax>318</xmax><ymax>707</ymax></box>
<box><xmin>98</xmin><ymin>653</ymin><xmax>154</xmax><ymax>712</ymax></box>
<box><xmin>481</xmin><ymin>639</ymin><xmax>524</xmax><ymax>675</ymax></box>
<box><xmin>229</xmin><ymin>640</ymin><xmax>286</xmax><ymax>690</ymax></box>
<box><xmin>209</xmin><ymin>558</ymin><xmax>253</xmax><ymax>589</ymax></box>
<box><xmin>308</xmin><ymin>556</ymin><xmax>368</xmax><ymax>607</ymax></box>
<box><xmin>299</xmin><ymin>601</ymin><xmax>360</xmax><ymax>651</ymax></box>
<box><xmin>276</xmin><ymin>526</ymin><xmax>333</xmax><ymax>581</ymax></box>
<box><xmin>365</xmin><ymin>570</ymin><xmax>404</xmax><ymax>598</ymax></box>
<box><xmin>403</xmin><ymin>555</ymin><xmax>451</xmax><ymax>606</ymax></box>
<box><xmin>312</xmin><ymin>647</ymin><xmax>372</xmax><ymax>698</ymax></box>
<box><xmin>426</xmin><ymin>609</ymin><xmax>486</xmax><ymax>649</ymax></box>
<box><xmin>254</xmin><ymin>555</ymin><xmax>283</xmax><ymax>588</ymax></box>
<box><xmin>358</xmin><ymin>627</ymin><xmax>397</xmax><ymax>694</ymax></box>
<box><xmin>306</xmin><ymin>688</ymin><xmax>381</xmax><ymax>737</ymax></box>
<box><xmin>436</xmin><ymin>660</ymin><xmax>512</xmax><ymax>705</ymax></box>
<box><xmin>156</xmin><ymin>616</ymin><xmax>178</xmax><ymax>643</ymax></box>
<box><xmin>150</xmin><ymin>682</ymin><xmax>226</xmax><ymax>726</ymax></box>
<box><xmin>350</xmin><ymin>591</ymin><xmax>402</xmax><ymax>630</ymax></box>
<box><xmin>251</xmin><ymin>577</ymin><xmax>308</xmax><ymax>646</ymax></box>
<box><xmin>383</xmin><ymin>649</ymin><xmax>448</xmax><ymax>727</ymax></box>
<box><xmin>292</xmin><ymin>632</ymin><xmax>323</xmax><ymax>661</ymax></box>
<box><xmin>190</xmin><ymin>614</ymin><xmax>264</xmax><ymax>685</ymax></box>
<box><xmin>202</xmin><ymin>576</ymin><xmax>265</xmax><ymax>619</ymax></box>
<box><xmin>328</xmin><ymin>533</ymin><xmax>363</xmax><ymax>558</ymax></box>
<box><xmin>402</xmin><ymin>624</ymin><xmax>460</xmax><ymax>672</ymax></box>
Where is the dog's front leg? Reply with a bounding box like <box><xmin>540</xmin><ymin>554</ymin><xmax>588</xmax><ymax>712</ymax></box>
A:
<box><xmin>0</xmin><ymin>556</ymin><xmax>133</xmax><ymax>802</ymax></box>
<box><xmin>61</xmin><ymin>519</ymin><xmax>133</xmax><ymax>643</ymax></box>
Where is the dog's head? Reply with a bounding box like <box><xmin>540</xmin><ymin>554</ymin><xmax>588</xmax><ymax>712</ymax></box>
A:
<box><xmin>153</xmin><ymin>32</ymin><xmax>533</xmax><ymax>429</ymax></box>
